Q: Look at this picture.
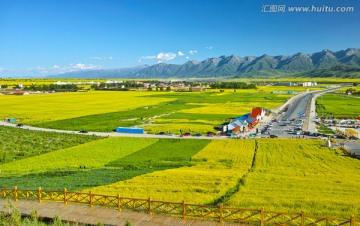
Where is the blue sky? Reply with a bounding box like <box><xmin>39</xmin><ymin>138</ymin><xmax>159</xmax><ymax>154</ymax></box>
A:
<box><xmin>0</xmin><ymin>0</ymin><xmax>359</xmax><ymax>77</ymax></box>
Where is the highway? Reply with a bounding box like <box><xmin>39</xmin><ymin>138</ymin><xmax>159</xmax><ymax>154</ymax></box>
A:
<box><xmin>257</xmin><ymin>87</ymin><xmax>340</xmax><ymax>139</ymax></box>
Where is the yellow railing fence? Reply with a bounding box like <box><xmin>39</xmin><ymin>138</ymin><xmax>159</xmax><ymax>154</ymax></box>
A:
<box><xmin>0</xmin><ymin>187</ymin><xmax>359</xmax><ymax>226</ymax></box>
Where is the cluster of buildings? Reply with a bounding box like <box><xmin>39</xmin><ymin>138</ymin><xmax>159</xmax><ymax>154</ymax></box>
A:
<box><xmin>261</xmin><ymin>82</ymin><xmax>318</xmax><ymax>87</ymax></box>
<box><xmin>222</xmin><ymin>107</ymin><xmax>270</xmax><ymax>134</ymax></box>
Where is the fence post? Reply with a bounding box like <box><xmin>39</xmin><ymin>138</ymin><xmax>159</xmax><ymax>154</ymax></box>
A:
<box><xmin>219</xmin><ymin>203</ymin><xmax>224</xmax><ymax>225</ymax></box>
<box><xmin>38</xmin><ymin>187</ymin><xmax>42</xmax><ymax>203</ymax></box>
<box><xmin>117</xmin><ymin>194</ymin><xmax>121</xmax><ymax>212</ymax></box>
<box><xmin>260</xmin><ymin>207</ymin><xmax>265</xmax><ymax>226</ymax></box>
<box><xmin>89</xmin><ymin>191</ymin><xmax>93</xmax><ymax>208</ymax></box>
<box><xmin>182</xmin><ymin>200</ymin><xmax>186</xmax><ymax>219</ymax></box>
<box><xmin>350</xmin><ymin>216</ymin><xmax>355</xmax><ymax>226</ymax></box>
<box><xmin>13</xmin><ymin>186</ymin><xmax>18</xmax><ymax>202</ymax></box>
<box><xmin>301</xmin><ymin>211</ymin><xmax>305</xmax><ymax>226</ymax></box>
<box><xmin>148</xmin><ymin>197</ymin><xmax>152</xmax><ymax>215</ymax></box>
<box><xmin>64</xmin><ymin>188</ymin><xmax>67</xmax><ymax>204</ymax></box>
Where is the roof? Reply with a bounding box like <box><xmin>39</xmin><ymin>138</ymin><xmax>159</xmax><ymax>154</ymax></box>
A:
<box><xmin>230</xmin><ymin>120</ymin><xmax>248</xmax><ymax>127</ymax></box>
<box><xmin>246</xmin><ymin>117</ymin><xmax>257</xmax><ymax>124</ymax></box>
<box><xmin>250</xmin><ymin>108</ymin><xmax>263</xmax><ymax>118</ymax></box>
<box><xmin>236</xmin><ymin>113</ymin><xmax>250</xmax><ymax>120</ymax></box>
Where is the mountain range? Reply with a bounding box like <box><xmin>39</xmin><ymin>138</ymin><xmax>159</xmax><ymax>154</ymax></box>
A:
<box><xmin>48</xmin><ymin>48</ymin><xmax>360</xmax><ymax>79</ymax></box>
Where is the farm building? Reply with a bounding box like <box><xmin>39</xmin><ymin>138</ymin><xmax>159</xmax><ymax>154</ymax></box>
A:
<box><xmin>250</xmin><ymin>108</ymin><xmax>265</xmax><ymax>121</ymax></box>
<box><xmin>222</xmin><ymin>108</ymin><xmax>267</xmax><ymax>133</ymax></box>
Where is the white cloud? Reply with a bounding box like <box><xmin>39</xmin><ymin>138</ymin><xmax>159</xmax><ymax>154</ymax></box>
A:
<box><xmin>108</xmin><ymin>56</ymin><xmax>113</xmax><ymax>60</ymax></box>
<box><xmin>140</xmin><ymin>52</ymin><xmax>177</xmax><ymax>62</ymax></box>
<box><xmin>189</xmin><ymin>50</ymin><xmax>198</xmax><ymax>55</ymax></box>
<box><xmin>157</xmin><ymin>52</ymin><xmax>176</xmax><ymax>61</ymax></box>
<box><xmin>70</xmin><ymin>63</ymin><xmax>97</xmax><ymax>70</ymax></box>
<box><xmin>185</xmin><ymin>56</ymin><xmax>190</xmax><ymax>60</ymax></box>
<box><xmin>0</xmin><ymin>63</ymin><xmax>102</xmax><ymax>77</ymax></box>
<box><xmin>178</xmin><ymin>51</ymin><xmax>185</xmax><ymax>56</ymax></box>
<box><xmin>205</xmin><ymin>46</ymin><xmax>213</xmax><ymax>50</ymax></box>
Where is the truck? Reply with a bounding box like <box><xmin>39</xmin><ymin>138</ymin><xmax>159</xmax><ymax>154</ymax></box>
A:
<box><xmin>115</xmin><ymin>127</ymin><xmax>144</xmax><ymax>134</ymax></box>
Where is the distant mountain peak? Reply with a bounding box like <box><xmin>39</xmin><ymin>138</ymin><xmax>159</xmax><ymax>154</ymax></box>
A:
<box><xmin>47</xmin><ymin>48</ymin><xmax>360</xmax><ymax>79</ymax></box>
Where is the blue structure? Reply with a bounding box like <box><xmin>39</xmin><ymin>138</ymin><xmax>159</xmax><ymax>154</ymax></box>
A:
<box><xmin>116</xmin><ymin>127</ymin><xmax>144</xmax><ymax>134</ymax></box>
<box><xmin>235</xmin><ymin>113</ymin><xmax>250</xmax><ymax>121</ymax></box>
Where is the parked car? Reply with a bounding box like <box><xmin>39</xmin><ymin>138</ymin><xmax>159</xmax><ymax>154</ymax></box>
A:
<box><xmin>193</xmin><ymin>133</ymin><xmax>202</xmax><ymax>137</ymax></box>
<box><xmin>206</xmin><ymin>132</ymin><xmax>215</xmax><ymax>137</ymax></box>
<box><xmin>181</xmin><ymin>132</ymin><xmax>191</xmax><ymax>137</ymax></box>
<box><xmin>16</xmin><ymin>123</ymin><xmax>23</xmax><ymax>127</ymax></box>
<box><xmin>157</xmin><ymin>131</ymin><xmax>166</xmax><ymax>135</ymax></box>
<box><xmin>349</xmin><ymin>136</ymin><xmax>359</xmax><ymax>140</ymax></box>
<box><xmin>79</xmin><ymin>130</ymin><xmax>88</xmax><ymax>133</ymax></box>
<box><xmin>270</xmin><ymin>134</ymin><xmax>278</xmax><ymax>138</ymax></box>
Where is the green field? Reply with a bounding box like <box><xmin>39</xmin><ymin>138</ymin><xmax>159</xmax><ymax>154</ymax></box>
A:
<box><xmin>1</xmin><ymin>134</ymin><xmax>359</xmax><ymax>218</ymax></box>
<box><xmin>0</xmin><ymin>126</ymin><xmax>102</xmax><ymax>163</ymax></box>
<box><xmin>316</xmin><ymin>93</ymin><xmax>360</xmax><ymax>118</ymax></box>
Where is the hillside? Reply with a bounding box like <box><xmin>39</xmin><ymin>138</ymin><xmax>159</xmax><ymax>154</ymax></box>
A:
<box><xmin>48</xmin><ymin>48</ymin><xmax>360</xmax><ymax>79</ymax></box>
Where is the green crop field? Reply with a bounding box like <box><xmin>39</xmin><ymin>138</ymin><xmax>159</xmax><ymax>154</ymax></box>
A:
<box><xmin>0</xmin><ymin>89</ymin><xmax>298</xmax><ymax>134</ymax></box>
<box><xmin>0</xmin><ymin>126</ymin><xmax>102</xmax><ymax>163</ymax></box>
<box><xmin>0</xmin><ymin>136</ymin><xmax>359</xmax><ymax>218</ymax></box>
<box><xmin>316</xmin><ymin>93</ymin><xmax>360</xmax><ymax>118</ymax></box>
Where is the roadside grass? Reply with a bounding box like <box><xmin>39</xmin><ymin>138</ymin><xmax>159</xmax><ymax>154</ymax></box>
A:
<box><xmin>0</xmin><ymin>126</ymin><xmax>102</xmax><ymax>163</ymax></box>
<box><xmin>316</xmin><ymin>93</ymin><xmax>360</xmax><ymax>118</ymax></box>
<box><xmin>0</xmin><ymin>137</ymin><xmax>158</xmax><ymax>175</ymax></box>
<box><xmin>317</xmin><ymin>125</ymin><xmax>335</xmax><ymax>134</ymax></box>
<box><xmin>226</xmin><ymin>139</ymin><xmax>360</xmax><ymax>218</ymax></box>
<box><xmin>85</xmin><ymin>140</ymin><xmax>255</xmax><ymax>204</ymax></box>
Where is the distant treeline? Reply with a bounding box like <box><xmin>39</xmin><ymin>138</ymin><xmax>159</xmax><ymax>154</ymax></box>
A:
<box><xmin>23</xmin><ymin>84</ymin><xmax>81</xmax><ymax>92</ymax></box>
<box><xmin>91</xmin><ymin>81</ymin><xmax>144</xmax><ymax>91</ymax></box>
<box><xmin>210</xmin><ymin>82</ymin><xmax>256</xmax><ymax>89</ymax></box>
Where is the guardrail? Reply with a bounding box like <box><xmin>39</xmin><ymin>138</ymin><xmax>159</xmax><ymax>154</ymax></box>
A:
<box><xmin>1</xmin><ymin>187</ymin><xmax>359</xmax><ymax>225</ymax></box>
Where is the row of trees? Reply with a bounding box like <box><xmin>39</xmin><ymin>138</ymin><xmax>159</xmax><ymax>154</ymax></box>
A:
<box><xmin>22</xmin><ymin>84</ymin><xmax>81</xmax><ymax>92</ymax></box>
<box><xmin>345</xmin><ymin>88</ymin><xmax>360</xmax><ymax>95</ymax></box>
<box><xmin>209</xmin><ymin>82</ymin><xmax>256</xmax><ymax>89</ymax></box>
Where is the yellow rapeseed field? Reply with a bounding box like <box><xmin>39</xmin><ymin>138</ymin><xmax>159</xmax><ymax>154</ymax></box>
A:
<box><xmin>0</xmin><ymin>91</ymin><xmax>173</xmax><ymax>124</ymax></box>
<box><xmin>85</xmin><ymin>139</ymin><xmax>255</xmax><ymax>204</ymax></box>
<box><xmin>226</xmin><ymin>139</ymin><xmax>360</xmax><ymax>218</ymax></box>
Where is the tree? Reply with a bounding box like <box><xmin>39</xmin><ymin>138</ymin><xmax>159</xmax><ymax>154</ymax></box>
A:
<box><xmin>166</xmin><ymin>86</ymin><xmax>171</xmax><ymax>91</ymax></box>
<box><xmin>147</xmin><ymin>87</ymin><xmax>153</xmax><ymax>91</ymax></box>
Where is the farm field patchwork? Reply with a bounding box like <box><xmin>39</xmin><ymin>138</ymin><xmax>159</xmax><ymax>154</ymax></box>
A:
<box><xmin>226</xmin><ymin>139</ymin><xmax>360</xmax><ymax>218</ymax></box>
<box><xmin>85</xmin><ymin>140</ymin><xmax>256</xmax><ymax>204</ymax></box>
<box><xmin>0</xmin><ymin>136</ymin><xmax>359</xmax><ymax>218</ymax></box>
<box><xmin>316</xmin><ymin>93</ymin><xmax>360</xmax><ymax>118</ymax></box>
<box><xmin>0</xmin><ymin>137</ymin><xmax>158</xmax><ymax>175</ymax></box>
<box><xmin>1</xmin><ymin>88</ymin><xmax>296</xmax><ymax>133</ymax></box>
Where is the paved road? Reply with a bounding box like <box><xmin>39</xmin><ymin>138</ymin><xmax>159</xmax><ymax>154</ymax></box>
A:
<box><xmin>259</xmin><ymin>88</ymin><xmax>340</xmax><ymax>138</ymax></box>
<box><xmin>0</xmin><ymin>200</ymin><xmax>236</xmax><ymax>226</ymax></box>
